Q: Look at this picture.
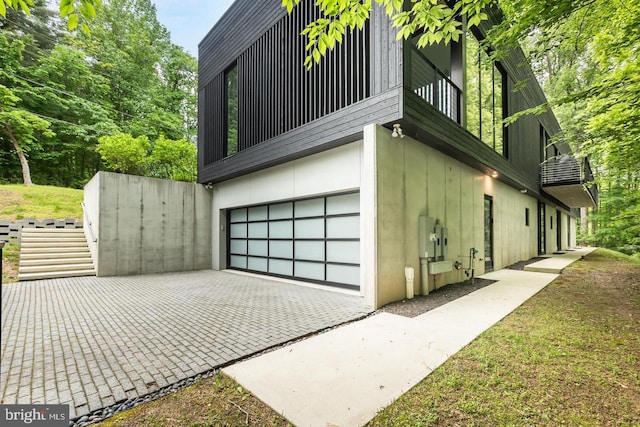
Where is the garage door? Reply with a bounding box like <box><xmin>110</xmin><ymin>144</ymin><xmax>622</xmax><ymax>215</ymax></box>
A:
<box><xmin>228</xmin><ymin>192</ymin><xmax>360</xmax><ymax>290</ymax></box>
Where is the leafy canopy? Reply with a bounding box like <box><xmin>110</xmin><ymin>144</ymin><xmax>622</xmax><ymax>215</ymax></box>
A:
<box><xmin>96</xmin><ymin>133</ymin><xmax>197</xmax><ymax>182</ymax></box>
<box><xmin>0</xmin><ymin>0</ymin><xmax>102</xmax><ymax>33</ymax></box>
<box><xmin>282</xmin><ymin>0</ymin><xmax>492</xmax><ymax>68</ymax></box>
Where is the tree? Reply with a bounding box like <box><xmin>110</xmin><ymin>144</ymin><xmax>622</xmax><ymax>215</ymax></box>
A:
<box><xmin>516</xmin><ymin>0</ymin><xmax>639</xmax><ymax>251</ymax></box>
<box><xmin>75</xmin><ymin>0</ymin><xmax>189</xmax><ymax>141</ymax></box>
<box><xmin>0</xmin><ymin>0</ymin><xmax>62</xmax><ymax>52</ymax></box>
<box><xmin>283</xmin><ymin>0</ymin><xmax>492</xmax><ymax>68</ymax></box>
<box><xmin>1</xmin><ymin>0</ymin><xmax>102</xmax><ymax>33</ymax></box>
<box><xmin>96</xmin><ymin>133</ymin><xmax>149</xmax><ymax>175</ymax></box>
<box><xmin>0</xmin><ymin>84</ymin><xmax>53</xmax><ymax>185</ymax></box>
<box><xmin>0</xmin><ymin>26</ymin><xmax>119</xmax><ymax>186</ymax></box>
<box><xmin>96</xmin><ymin>133</ymin><xmax>197</xmax><ymax>182</ymax></box>
<box><xmin>1</xmin><ymin>0</ymin><xmax>197</xmax><ymax>186</ymax></box>
<box><xmin>149</xmin><ymin>135</ymin><xmax>196</xmax><ymax>182</ymax></box>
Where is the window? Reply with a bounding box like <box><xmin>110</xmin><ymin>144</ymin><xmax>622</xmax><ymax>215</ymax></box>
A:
<box><xmin>408</xmin><ymin>36</ymin><xmax>463</xmax><ymax>123</ymax></box>
<box><xmin>550</xmin><ymin>216</ymin><xmax>553</xmax><ymax>230</ymax></box>
<box><xmin>466</xmin><ymin>32</ymin><xmax>506</xmax><ymax>155</ymax></box>
<box><xmin>525</xmin><ymin>208</ymin><xmax>530</xmax><ymax>226</ymax></box>
<box><xmin>225</xmin><ymin>64</ymin><xmax>238</xmax><ymax>157</ymax></box>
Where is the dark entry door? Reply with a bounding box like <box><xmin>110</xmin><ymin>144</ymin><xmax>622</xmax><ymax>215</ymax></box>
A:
<box><xmin>538</xmin><ymin>202</ymin><xmax>546</xmax><ymax>255</ymax></box>
<box><xmin>556</xmin><ymin>211</ymin><xmax>562</xmax><ymax>252</ymax></box>
<box><xmin>484</xmin><ymin>195</ymin><xmax>494</xmax><ymax>271</ymax></box>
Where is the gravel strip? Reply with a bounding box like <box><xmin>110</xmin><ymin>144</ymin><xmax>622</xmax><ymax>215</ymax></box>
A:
<box><xmin>378</xmin><ymin>278</ymin><xmax>496</xmax><ymax>318</ymax></box>
<box><xmin>380</xmin><ymin>256</ymin><xmax>547</xmax><ymax>318</ymax></box>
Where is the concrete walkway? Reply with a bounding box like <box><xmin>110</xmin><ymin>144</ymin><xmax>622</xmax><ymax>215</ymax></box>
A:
<box><xmin>224</xmin><ymin>248</ymin><xmax>596</xmax><ymax>427</ymax></box>
<box><xmin>0</xmin><ymin>270</ymin><xmax>370</xmax><ymax>419</ymax></box>
<box><xmin>524</xmin><ymin>249</ymin><xmax>588</xmax><ymax>273</ymax></box>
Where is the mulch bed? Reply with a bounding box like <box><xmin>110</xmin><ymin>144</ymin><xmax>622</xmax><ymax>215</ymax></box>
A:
<box><xmin>379</xmin><ymin>256</ymin><xmax>548</xmax><ymax>317</ymax></box>
<box><xmin>504</xmin><ymin>256</ymin><xmax>546</xmax><ymax>270</ymax></box>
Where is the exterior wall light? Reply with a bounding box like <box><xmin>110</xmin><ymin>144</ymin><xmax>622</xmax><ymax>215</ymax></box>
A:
<box><xmin>392</xmin><ymin>123</ymin><xmax>404</xmax><ymax>138</ymax></box>
<box><xmin>491</xmin><ymin>171</ymin><xmax>499</xmax><ymax>178</ymax></box>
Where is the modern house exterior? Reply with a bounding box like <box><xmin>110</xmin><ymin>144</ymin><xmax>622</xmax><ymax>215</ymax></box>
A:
<box><xmin>197</xmin><ymin>0</ymin><xmax>597</xmax><ymax>309</ymax></box>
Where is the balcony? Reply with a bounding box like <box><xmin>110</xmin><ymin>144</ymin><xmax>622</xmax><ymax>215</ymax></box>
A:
<box><xmin>541</xmin><ymin>156</ymin><xmax>598</xmax><ymax>208</ymax></box>
<box><xmin>408</xmin><ymin>45</ymin><xmax>462</xmax><ymax>124</ymax></box>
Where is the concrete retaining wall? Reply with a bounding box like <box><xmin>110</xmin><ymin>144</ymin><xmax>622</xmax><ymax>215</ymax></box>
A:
<box><xmin>84</xmin><ymin>172</ymin><xmax>212</xmax><ymax>276</ymax></box>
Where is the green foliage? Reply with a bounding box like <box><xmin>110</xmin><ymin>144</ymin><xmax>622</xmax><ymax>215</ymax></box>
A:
<box><xmin>149</xmin><ymin>135</ymin><xmax>197</xmax><ymax>182</ymax></box>
<box><xmin>0</xmin><ymin>83</ymin><xmax>54</xmax><ymax>185</ymax></box>
<box><xmin>96</xmin><ymin>133</ymin><xmax>150</xmax><ymax>175</ymax></box>
<box><xmin>580</xmin><ymin>180</ymin><xmax>640</xmax><ymax>252</ymax></box>
<box><xmin>283</xmin><ymin>0</ymin><xmax>492</xmax><ymax>69</ymax></box>
<box><xmin>518</xmin><ymin>0</ymin><xmax>640</xmax><ymax>250</ymax></box>
<box><xmin>96</xmin><ymin>133</ymin><xmax>197</xmax><ymax>182</ymax></box>
<box><xmin>1</xmin><ymin>0</ymin><xmax>102</xmax><ymax>34</ymax></box>
<box><xmin>0</xmin><ymin>0</ymin><xmax>197</xmax><ymax>187</ymax></box>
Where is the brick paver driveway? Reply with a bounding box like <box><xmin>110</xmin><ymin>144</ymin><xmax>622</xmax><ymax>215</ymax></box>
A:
<box><xmin>1</xmin><ymin>271</ymin><xmax>370</xmax><ymax>419</ymax></box>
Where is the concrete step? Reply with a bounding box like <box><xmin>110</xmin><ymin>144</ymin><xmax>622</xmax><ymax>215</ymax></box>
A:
<box><xmin>21</xmin><ymin>237</ymin><xmax>88</xmax><ymax>244</ymax></box>
<box><xmin>21</xmin><ymin>228</ymin><xmax>84</xmax><ymax>233</ymax></box>
<box><xmin>20</xmin><ymin>252</ymin><xmax>92</xmax><ymax>260</ymax></box>
<box><xmin>21</xmin><ymin>231</ymin><xmax>85</xmax><ymax>238</ymax></box>
<box><xmin>19</xmin><ymin>264</ymin><xmax>96</xmax><ymax>274</ymax></box>
<box><xmin>20</xmin><ymin>258</ymin><xmax>93</xmax><ymax>267</ymax></box>
<box><xmin>18</xmin><ymin>227</ymin><xmax>95</xmax><ymax>281</ymax></box>
<box><xmin>18</xmin><ymin>269</ymin><xmax>96</xmax><ymax>281</ymax></box>
<box><xmin>21</xmin><ymin>242</ymin><xmax>90</xmax><ymax>248</ymax></box>
<box><xmin>21</xmin><ymin>247</ymin><xmax>90</xmax><ymax>254</ymax></box>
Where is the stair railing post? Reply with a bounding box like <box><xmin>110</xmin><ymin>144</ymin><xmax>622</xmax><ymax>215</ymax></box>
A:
<box><xmin>1</xmin><ymin>241</ymin><xmax>5</xmax><ymax>286</ymax></box>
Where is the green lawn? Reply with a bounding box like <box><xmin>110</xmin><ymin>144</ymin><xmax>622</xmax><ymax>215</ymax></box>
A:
<box><xmin>1</xmin><ymin>242</ymin><xmax>20</xmax><ymax>283</ymax></box>
<box><xmin>0</xmin><ymin>184</ymin><xmax>84</xmax><ymax>221</ymax></box>
<box><xmin>367</xmin><ymin>249</ymin><xmax>640</xmax><ymax>426</ymax></box>
<box><xmin>95</xmin><ymin>249</ymin><xmax>640</xmax><ymax>427</ymax></box>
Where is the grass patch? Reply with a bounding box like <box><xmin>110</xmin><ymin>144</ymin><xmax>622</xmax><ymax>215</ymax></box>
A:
<box><xmin>1</xmin><ymin>243</ymin><xmax>20</xmax><ymax>283</ymax></box>
<box><xmin>367</xmin><ymin>248</ymin><xmax>640</xmax><ymax>426</ymax></box>
<box><xmin>97</xmin><ymin>372</ymin><xmax>292</xmax><ymax>427</ymax></box>
<box><xmin>0</xmin><ymin>184</ymin><xmax>83</xmax><ymax>221</ymax></box>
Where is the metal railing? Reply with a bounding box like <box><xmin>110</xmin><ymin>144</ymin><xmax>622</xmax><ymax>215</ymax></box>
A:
<box><xmin>81</xmin><ymin>202</ymin><xmax>98</xmax><ymax>243</ymax></box>
<box><xmin>409</xmin><ymin>45</ymin><xmax>462</xmax><ymax>124</ymax></box>
<box><xmin>541</xmin><ymin>155</ymin><xmax>583</xmax><ymax>185</ymax></box>
<box><xmin>1</xmin><ymin>241</ymin><xmax>4</xmax><ymax>286</ymax></box>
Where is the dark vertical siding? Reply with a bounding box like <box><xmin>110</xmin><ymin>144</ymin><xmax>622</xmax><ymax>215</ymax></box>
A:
<box><xmin>201</xmin><ymin>75</ymin><xmax>224</xmax><ymax>168</ymax></box>
<box><xmin>506</xmin><ymin>75</ymin><xmax>544</xmax><ymax>186</ymax></box>
<box><xmin>370</xmin><ymin>4</ymin><xmax>401</xmax><ymax>95</ymax></box>
<box><xmin>201</xmin><ymin>0</ymin><xmax>372</xmax><ymax>167</ymax></box>
<box><xmin>198</xmin><ymin>2</ymin><xmax>404</xmax><ymax>182</ymax></box>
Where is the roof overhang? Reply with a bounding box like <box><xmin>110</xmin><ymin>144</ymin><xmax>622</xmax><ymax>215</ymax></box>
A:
<box><xmin>542</xmin><ymin>184</ymin><xmax>597</xmax><ymax>208</ymax></box>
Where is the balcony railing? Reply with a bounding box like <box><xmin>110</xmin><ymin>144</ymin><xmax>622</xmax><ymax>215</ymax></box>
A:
<box><xmin>409</xmin><ymin>45</ymin><xmax>462</xmax><ymax>124</ymax></box>
<box><xmin>541</xmin><ymin>156</ymin><xmax>598</xmax><ymax>208</ymax></box>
